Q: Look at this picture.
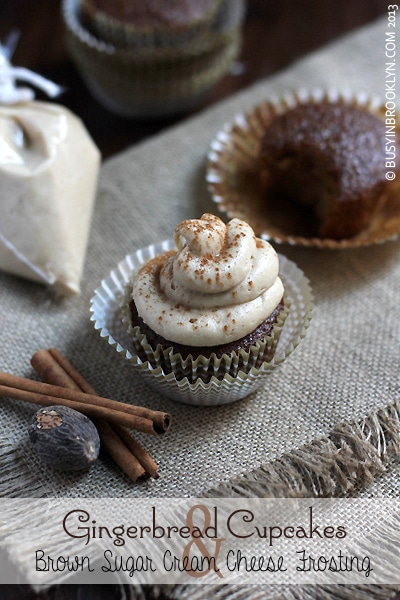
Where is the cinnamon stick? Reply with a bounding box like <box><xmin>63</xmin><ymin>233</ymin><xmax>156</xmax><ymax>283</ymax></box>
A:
<box><xmin>46</xmin><ymin>349</ymin><xmax>159</xmax><ymax>478</ymax></box>
<box><xmin>0</xmin><ymin>371</ymin><xmax>170</xmax><ymax>435</ymax></box>
<box><xmin>112</xmin><ymin>424</ymin><xmax>159</xmax><ymax>479</ymax></box>
<box><xmin>94</xmin><ymin>420</ymin><xmax>146</xmax><ymax>482</ymax></box>
<box><xmin>47</xmin><ymin>348</ymin><xmax>97</xmax><ymax>395</ymax></box>
<box><xmin>31</xmin><ymin>350</ymin><xmax>81</xmax><ymax>392</ymax></box>
<box><xmin>0</xmin><ymin>381</ymin><xmax>157</xmax><ymax>435</ymax></box>
<box><xmin>31</xmin><ymin>349</ymin><xmax>158</xmax><ymax>481</ymax></box>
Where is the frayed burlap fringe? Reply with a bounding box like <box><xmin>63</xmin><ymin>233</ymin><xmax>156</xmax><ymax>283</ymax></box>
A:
<box><xmin>0</xmin><ymin>440</ymin><xmax>51</xmax><ymax>498</ymax></box>
<box><xmin>3</xmin><ymin>402</ymin><xmax>400</xmax><ymax>599</ymax></box>
<box><xmin>19</xmin><ymin>582</ymin><xmax>398</xmax><ymax>600</ymax></box>
<box><xmin>144</xmin><ymin>401</ymin><xmax>400</xmax><ymax>600</ymax></box>
<box><xmin>204</xmin><ymin>399</ymin><xmax>400</xmax><ymax>499</ymax></box>
<box><xmin>139</xmin><ymin>584</ymin><xmax>399</xmax><ymax>600</ymax></box>
<box><xmin>54</xmin><ymin>584</ymin><xmax>399</xmax><ymax>600</ymax></box>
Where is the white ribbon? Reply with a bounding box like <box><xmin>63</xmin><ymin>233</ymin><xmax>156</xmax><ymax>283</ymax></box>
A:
<box><xmin>0</xmin><ymin>51</ymin><xmax>63</xmax><ymax>104</ymax></box>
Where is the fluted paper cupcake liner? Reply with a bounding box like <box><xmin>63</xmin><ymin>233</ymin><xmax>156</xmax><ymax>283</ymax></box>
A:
<box><xmin>207</xmin><ymin>88</ymin><xmax>400</xmax><ymax>248</ymax></box>
<box><xmin>90</xmin><ymin>240</ymin><xmax>313</xmax><ymax>406</ymax></box>
<box><xmin>121</xmin><ymin>287</ymin><xmax>290</xmax><ymax>383</ymax></box>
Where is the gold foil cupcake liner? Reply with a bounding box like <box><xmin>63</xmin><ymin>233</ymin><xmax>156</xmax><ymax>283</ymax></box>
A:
<box><xmin>121</xmin><ymin>288</ymin><xmax>290</xmax><ymax>384</ymax></box>
<box><xmin>206</xmin><ymin>88</ymin><xmax>400</xmax><ymax>249</ymax></box>
<box><xmin>63</xmin><ymin>0</ymin><xmax>242</xmax><ymax>117</ymax></box>
<box><xmin>90</xmin><ymin>240</ymin><xmax>313</xmax><ymax>406</ymax></box>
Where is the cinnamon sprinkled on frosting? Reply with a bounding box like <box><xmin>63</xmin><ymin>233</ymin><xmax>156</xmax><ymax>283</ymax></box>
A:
<box><xmin>132</xmin><ymin>214</ymin><xmax>284</xmax><ymax>346</ymax></box>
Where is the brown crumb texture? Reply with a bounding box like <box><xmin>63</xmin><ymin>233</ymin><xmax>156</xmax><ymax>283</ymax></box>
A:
<box><xmin>259</xmin><ymin>101</ymin><xmax>399</xmax><ymax>239</ymax></box>
<box><xmin>129</xmin><ymin>298</ymin><xmax>284</xmax><ymax>359</ymax></box>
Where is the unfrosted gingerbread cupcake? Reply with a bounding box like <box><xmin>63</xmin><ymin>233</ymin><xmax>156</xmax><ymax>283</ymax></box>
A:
<box><xmin>63</xmin><ymin>0</ymin><xmax>244</xmax><ymax>117</ymax></box>
<box><xmin>123</xmin><ymin>213</ymin><xmax>289</xmax><ymax>383</ymax></box>
<box><xmin>207</xmin><ymin>89</ymin><xmax>400</xmax><ymax>248</ymax></box>
<box><xmin>81</xmin><ymin>0</ymin><xmax>221</xmax><ymax>43</ymax></box>
<box><xmin>83</xmin><ymin>0</ymin><xmax>217</xmax><ymax>26</ymax></box>
<box><xmin>259</xmin><ymin>100</ymin><xmax>397</xmax><ymax>240</ymax></box>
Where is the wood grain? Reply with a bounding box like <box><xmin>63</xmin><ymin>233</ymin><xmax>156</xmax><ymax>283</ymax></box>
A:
<box><xmin>0</xmin><ymin>1</ymin><xmax>393</xmax><ymax>598</ymax></box>
<box><xmin>0</xmin><ymin>0</ymin><xmax>386</xmax><ymax>158</ymax></box>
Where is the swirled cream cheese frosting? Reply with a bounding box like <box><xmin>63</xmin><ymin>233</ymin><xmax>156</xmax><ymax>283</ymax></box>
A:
<box><xmin>132</xmin><ymin>214</ymin><xmax>284</xmax><ymax>347</ymax></box>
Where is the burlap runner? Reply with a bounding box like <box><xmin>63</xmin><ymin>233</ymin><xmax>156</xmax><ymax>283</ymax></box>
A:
<box><xmin>1</xmin><ymin>14</ymin><xmax>399</xmax><ymax>599</ymax></box>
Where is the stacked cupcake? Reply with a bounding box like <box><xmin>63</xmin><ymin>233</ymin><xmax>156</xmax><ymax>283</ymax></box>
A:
<box><xmin>62</xmin><ymin>0</ymin><xmax>245</xmax><ymax>117</ymax></box>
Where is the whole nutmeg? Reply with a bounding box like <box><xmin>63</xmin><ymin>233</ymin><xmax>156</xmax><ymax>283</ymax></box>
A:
<box><xmin>29</xmin><ymin>405</ymin><xmax>100</xmax><ymax>471</ymax></box>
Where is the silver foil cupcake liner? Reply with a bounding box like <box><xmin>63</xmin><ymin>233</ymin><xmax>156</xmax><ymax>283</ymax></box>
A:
<box><xmin>121</xmin><ymin>286</ymin><xmax>290</xmax><ymax>383</ymax></box>
<box><xmin>90</xmin><ymin>240</ymin><xmax>313</xmax><ymax>406</ymax></box>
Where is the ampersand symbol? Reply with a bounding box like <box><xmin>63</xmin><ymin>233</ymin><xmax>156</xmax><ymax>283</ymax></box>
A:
<box><xmin>182</xmin><ymin>504</ymin><xmax>224</xmax><ymax>579</ymax></box>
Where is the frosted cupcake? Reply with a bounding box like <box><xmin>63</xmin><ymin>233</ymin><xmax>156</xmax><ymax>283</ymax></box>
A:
<box><xmin>124</xmin><ymin>213</ymin><xmax>289</xmax><ymax>383</ymax></box>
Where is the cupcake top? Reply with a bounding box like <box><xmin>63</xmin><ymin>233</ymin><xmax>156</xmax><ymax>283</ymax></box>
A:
<box><xmin>258</xmin><ymin>99</ymin><xmax>399</xmax><ymax>239</ymax></box>
<box><xmin>260</xmin><ymin>101</ymin><xmax>388</xmax><ymax>203</ymax></box>
<box><xmin>132</xmin><ymin>213</ymin><xmax>284</xmax><ymax>346</ymax></box>
<box><xmin>83</xmin><ymin>0</ymin><xmax>217</xmax><ymax>28</ymax></box>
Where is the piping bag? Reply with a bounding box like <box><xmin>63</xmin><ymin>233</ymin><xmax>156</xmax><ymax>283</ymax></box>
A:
<box><xmin>0</xmin><ymin>33</ymin><xmax>100</xmax><ymax>295</ymax></box>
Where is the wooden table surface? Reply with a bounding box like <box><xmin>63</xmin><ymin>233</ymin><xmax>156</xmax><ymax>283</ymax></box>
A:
<box><xmin>0</xmin><ymin>1</ymin><xmax>394</xmax><ymax>598</ymax></box>
<box><xmin>0</xmin><ymin>0</ymin><xmax>387</xmax><ymax>160</ymax></box>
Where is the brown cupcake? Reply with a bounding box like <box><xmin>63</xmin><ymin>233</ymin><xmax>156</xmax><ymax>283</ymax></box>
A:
<box><xmin>64</xmin><ymin>0</ymin><xmax>243</xmax><ymax>117</ymax></box>
<box><xmin>123</xmin><ymin>213</ymin><xmax>289</xmax><ymax>383</ymax></box>
<box><xmin>81</xmin><ymin>0</ymin><xmax>223</xmax><ymax>48</ymax></box>
<box><xmin>92</xmin><ymin>235</ymin><xmax>312</xmax><ymax>405</ymax></box>
<box><xmin>259</xmin><ymin>100</ymin><xmax>399</xmax><ymax>240</ymax></box>
<box><xmin>82</xmin><ymin>0</ymin><xmax>219</xmax><ymax>29</ymax></box>
<box><xmin>129</xmin><ymin>297</ymin><xmax>285</xmax><ymax>360</ymax></box>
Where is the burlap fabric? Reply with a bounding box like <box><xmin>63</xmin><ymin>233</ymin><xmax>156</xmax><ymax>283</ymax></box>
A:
<box><xmin>1</xmin><ymin>15</ymin><xmax>400</xmax><ymax>599</ymax></box>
